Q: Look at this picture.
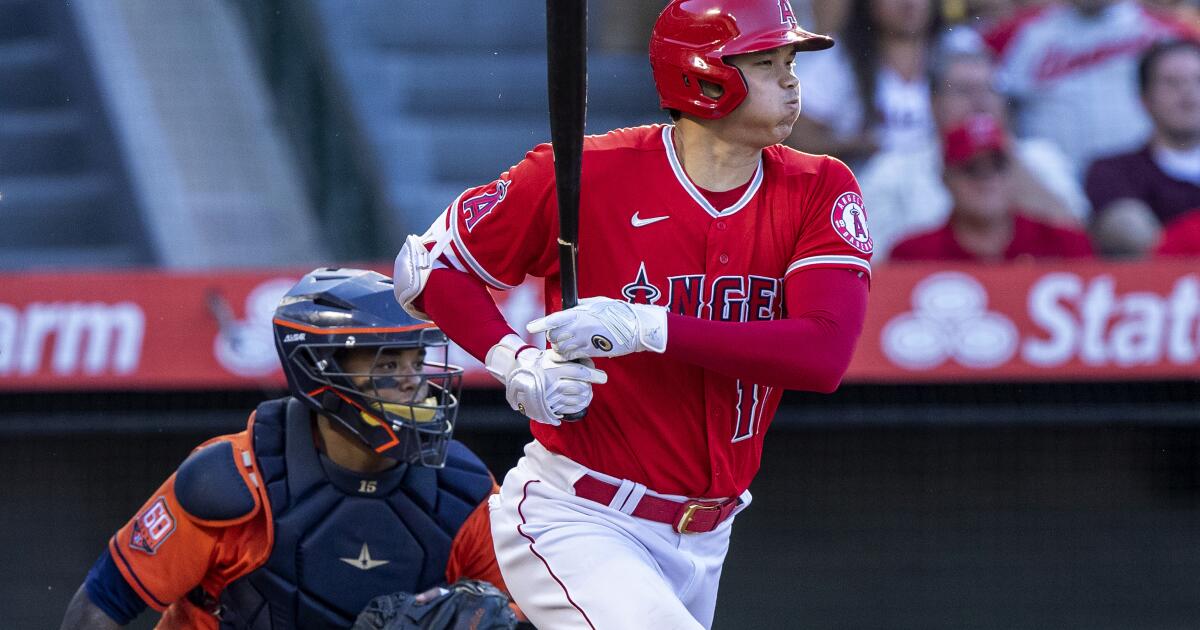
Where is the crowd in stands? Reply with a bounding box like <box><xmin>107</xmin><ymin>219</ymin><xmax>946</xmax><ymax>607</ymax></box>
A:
<box><xmin>782</xmin><ymin>0</ymin><xmax>1200</xmax><ymax>261</ymax></box>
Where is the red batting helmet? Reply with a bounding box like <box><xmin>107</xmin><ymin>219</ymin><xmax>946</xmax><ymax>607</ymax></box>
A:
<box><xmin>649</xmin><ymin>0</ymin><xmax>834</xmax><ymax>119</ymax></box>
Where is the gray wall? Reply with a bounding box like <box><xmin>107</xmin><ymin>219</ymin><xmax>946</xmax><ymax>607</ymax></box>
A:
<box><xmin>5</xmin><ymin>398</ymin><xmax>1200</xmax><ymax>629</ymax></box>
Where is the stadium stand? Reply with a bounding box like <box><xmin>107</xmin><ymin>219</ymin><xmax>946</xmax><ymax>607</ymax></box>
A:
<box><xmin>0</xmin><ymin>0</ymin><xmax>150</xmax><ymax>268</ymax></box>
<box><xmin>287</xmin><ymin>0</ymin><xmax>663</xmax><ymax>247</ymax></box>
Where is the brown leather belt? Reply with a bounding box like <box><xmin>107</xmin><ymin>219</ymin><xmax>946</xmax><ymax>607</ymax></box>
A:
<box><xmin>572</xmin><ymin>474</ymin><xmax>739</xmax><ymax>534</ymax></box>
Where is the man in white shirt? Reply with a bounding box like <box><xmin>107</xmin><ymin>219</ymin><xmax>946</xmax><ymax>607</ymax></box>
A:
<box><xmin>859</xmin><ymin>49</ymin><xmax>1088</xmax><ymax>258</ymax></box>
<box><xmin>984</xmin><ymin>0</ymin><xmax>1194</xmax><ymax>173</ymax></box>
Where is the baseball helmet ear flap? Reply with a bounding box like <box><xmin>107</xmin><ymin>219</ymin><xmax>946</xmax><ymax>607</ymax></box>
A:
<box><xmin>649</xmin><ymin>0</ymin><xmax>833</xmax><ymax>119</ymax></box>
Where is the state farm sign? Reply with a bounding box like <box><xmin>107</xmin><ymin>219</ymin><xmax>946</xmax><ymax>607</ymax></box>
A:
<box><xmin>0</xmin><ymin>270</ymin><xmax>298</xmax><ymax>390</ymax></box>
<box><xmin>0</xmin><ymin>268</ymin><xmax>525</xmax><ymax>391</ymax></box>
<box><xmin>853</xmin><ymin>261</ymin><xmax>1200</xmax><ymax>381</ymax></box>
<box><xmin>1024</xmin><ymin>273</ymin><xmax>1198</xmax><ymax>368</ymax></box>
<box><xmin>1</xmin><ymin>261</ymin><xmax>1196</xmax><ymax>391</ymax></box>
<box><xmin>0</xmin><ymin>301</ymin><xmax>144</xmax><ymax>375</ymax></box>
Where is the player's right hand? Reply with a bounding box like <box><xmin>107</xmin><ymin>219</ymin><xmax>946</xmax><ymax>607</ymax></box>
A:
<box><xmin>485</xmin><ymin>334</ymin><xmax>607</xmax><ymax>425</ymax></box>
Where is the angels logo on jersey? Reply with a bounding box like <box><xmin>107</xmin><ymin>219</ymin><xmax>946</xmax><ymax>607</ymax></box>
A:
<box><xmin>831</xmin><ymin>191</ymin><xmax>873</xmax><ymax>254</ymax></box>
<box><xmin>622</xmin><ymin>263</ymin><xmax>781</xmax><ymax>323</ymax></box>
<box><xmin>622</xmin><ymin>263</ymin><xmax>662</xmax><ymax>304</ymax></box>
<box><xmin>462</xmin><ymin>180</ymin><xmax>510</xmax><ymax>232</ymax></box>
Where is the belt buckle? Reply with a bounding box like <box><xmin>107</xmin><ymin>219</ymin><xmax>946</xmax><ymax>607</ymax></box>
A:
<box><xmin>675</xmin><ymin>501</ymin><xmax>721</xmax><ymax>534</ymax></box>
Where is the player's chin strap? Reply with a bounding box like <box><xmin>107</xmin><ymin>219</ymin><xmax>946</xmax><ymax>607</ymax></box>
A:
<box><xmin>393</xmin><ymin>226</ymin><xmax>455</xmax><ymax>322</ymax></box>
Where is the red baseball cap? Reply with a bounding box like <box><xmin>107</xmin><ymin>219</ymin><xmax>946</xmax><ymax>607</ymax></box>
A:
<box><xmin>942</xmin><ymin>115</ymin><xmax>1010</xmax><ymax>168</ymax></box>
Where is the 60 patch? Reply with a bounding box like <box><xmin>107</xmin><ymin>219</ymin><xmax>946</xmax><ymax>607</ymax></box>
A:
<box><xmin>129</xmin><ymin>497</ymin><xmax>176</xmax><ymax>555</ymax></box>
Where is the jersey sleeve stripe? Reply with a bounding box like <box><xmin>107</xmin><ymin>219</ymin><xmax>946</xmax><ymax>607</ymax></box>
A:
<box><xmin>108</xmin><ymin>538</ymin><xmax>169</xmax><ymax>611</ymax></box>
<box><xmin>442</xmin><ymin>242</ymin><xmax>467</xmax><ymax>274</ymax></box>
<box><xmin>786</xmin><ymin>255</ymin><xmax>871</xmax><ymax>276</ymax></box>
<box><xmin>448</xmin><ymin>200</ymin><xmax>517</xmax><ymax>291</ymax></box>
<box><xmin>420</xmin><ymin>206</ymin><xmax>466</xmax><ymax>276</ymax></box>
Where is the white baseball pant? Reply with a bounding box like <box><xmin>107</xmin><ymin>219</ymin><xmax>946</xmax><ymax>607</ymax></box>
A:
<box><xmin>489</xmin><ymin>440</ymin><xmax>752</xmax><ymax>629</ymax></box>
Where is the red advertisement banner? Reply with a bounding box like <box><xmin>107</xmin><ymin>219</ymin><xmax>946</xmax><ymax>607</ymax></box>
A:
<box><xmin>0</xmin><ymin>260</ymin><xmax>1196</xmax><ymax>391</ymax></box>
<box><xmin>851</xmin><ymin>259</ymin><xmax>1200</xmax><ymax>381</ymax></box>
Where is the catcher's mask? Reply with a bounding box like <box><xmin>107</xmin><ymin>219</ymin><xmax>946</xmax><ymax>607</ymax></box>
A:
<box><xmin>273</xmin><ymin>268</ymin><xmax>463</xmax><ymax>467</ymax></box>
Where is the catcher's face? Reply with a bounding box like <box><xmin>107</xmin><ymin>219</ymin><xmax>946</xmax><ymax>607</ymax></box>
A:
<box><xmin>341</xmin><ymin>347</ymin><xmax>429</xmax><ymax>405</ymax></box>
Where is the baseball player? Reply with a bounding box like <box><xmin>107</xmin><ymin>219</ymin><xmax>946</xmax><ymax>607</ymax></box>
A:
<box><xmin>391</xmin><ymin>1</ymin><xmax>873</xmax><ymax>628</ymax></box>
<box><xmin>59</xmin><ymin>269</ymin><xmax>515</xmax><ymax>629</ymax></box>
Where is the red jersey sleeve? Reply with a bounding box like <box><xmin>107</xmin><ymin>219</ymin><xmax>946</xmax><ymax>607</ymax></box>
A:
<box><xmin>444</xmin><ymin>486</ymin><xmax>507</xmax><ymax>593</ymax></box>
<box><xmin>422</xmin><ymin>144</ymin><xmax>559</xmax><ymax>289</ymax></box>
<box><xmin>786</xmin><ymin>156</ymin><xmax>873</xmax><ymax>280</ymax></box>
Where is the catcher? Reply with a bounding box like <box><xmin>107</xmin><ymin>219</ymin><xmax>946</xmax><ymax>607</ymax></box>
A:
<box><xmin>59</xmin><ymin>268</ymin><xmax>520</xmax><ymax>629</ymax></box>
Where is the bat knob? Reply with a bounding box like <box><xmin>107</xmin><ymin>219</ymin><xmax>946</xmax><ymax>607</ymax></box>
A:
<box><xmin>562</xmin><ymin>410</ymin><xmax>587</xmax><ymax>422</ymax></box>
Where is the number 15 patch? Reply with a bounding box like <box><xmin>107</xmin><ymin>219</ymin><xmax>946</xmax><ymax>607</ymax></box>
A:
<box><xmin>129</xmin><ymin>497</ymin><xmax>176</xmax><ymax>555</ymax></box>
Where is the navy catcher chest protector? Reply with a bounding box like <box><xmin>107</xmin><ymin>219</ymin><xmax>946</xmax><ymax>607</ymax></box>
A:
<box><xmin>216</xmin><ymin>398</ymin><xmax>493</xmax><ymax>629</ymax></box>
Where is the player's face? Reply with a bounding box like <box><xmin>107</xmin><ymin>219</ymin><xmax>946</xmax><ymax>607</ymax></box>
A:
<box><xmin>723</xmin><ymin>46</ymin><xmax>801</xmax><ymax>146</ymax></box>
<box><xmin>1143</xmin><ymin>48</ymin><xmax>1200</xmax><ymax>142</ymax></box>
<box><xmin>945</xmin><ymin>152</ymin><xmax>1013</xmax><ymax>222</ymax></box>
<box><xmin>341</xmin><ymin>347</ymin><xmax>429</xmax><ymax>405</ymax></box>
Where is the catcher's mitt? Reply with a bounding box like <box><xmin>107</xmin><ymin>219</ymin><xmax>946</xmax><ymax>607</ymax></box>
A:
<box><xmin>352</xmin><ymin>579</ymin><xmax>518</xmax><ymax>630</ymax></box>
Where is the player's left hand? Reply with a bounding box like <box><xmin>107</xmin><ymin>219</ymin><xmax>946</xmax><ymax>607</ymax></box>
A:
<box><xmin>527</xmin><ymin>297</ymin><xmax>668</xmax><ymax>360</ymax></box>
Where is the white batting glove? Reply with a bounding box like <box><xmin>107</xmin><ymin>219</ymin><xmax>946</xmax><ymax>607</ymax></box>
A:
<box><xmin>484</xmin><ymin>334</ymin><xmax>608</xmax><ymax>425</ymax></box>
<box><xmin>526</xmin><ymin>297</ymin><xmax>668</xmax><ymax>361</ymax></box>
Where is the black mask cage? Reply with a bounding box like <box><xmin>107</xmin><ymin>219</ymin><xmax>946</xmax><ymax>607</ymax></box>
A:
<box><xmin>286</xmin><ymin>330</ymin><xmax>463</xmax><ymax>467</ymax></box>
<box><xmin>272</xmin><ymin>268</ymin><xmax>466</xmax><ymax>468</ymax></box>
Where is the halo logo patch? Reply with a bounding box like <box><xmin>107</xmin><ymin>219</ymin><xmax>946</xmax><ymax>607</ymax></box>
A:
<box><xmin>831</xmin><ymin>191</ymin><xmax>873</xmax><ymax>254</ymax></box>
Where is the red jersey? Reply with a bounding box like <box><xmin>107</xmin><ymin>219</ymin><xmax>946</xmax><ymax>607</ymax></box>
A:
<box><xmin>422</xmin><ymin>124</ymin><xmax>872</xmax><ymax>497</ymax></box>
<box><xmin>1157</xmin><ymin>210</ymin><xmax>1200</xmax><ymax>256</ymax></box>
<box><xmin>889</xmin><ymin>213</ymin><xmax>1093</xmax><ymax>262</ymax></box>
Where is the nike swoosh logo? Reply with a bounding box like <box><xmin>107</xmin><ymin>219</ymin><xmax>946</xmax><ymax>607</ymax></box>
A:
<box><xmin>632</xmin><ymin>212</ymin><xmax>670</xmax><ymax>227</ymax></box>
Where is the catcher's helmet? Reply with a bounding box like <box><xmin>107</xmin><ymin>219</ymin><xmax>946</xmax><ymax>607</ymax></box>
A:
<box><xmin>273</xmin><ymin>268</ymin><xmax>463</xmax><ymax>467</ymax></box>
<box><xmin>649</xmin><ymin>0</ymin><xmax>834</xmax><ymax>120</ymax></box>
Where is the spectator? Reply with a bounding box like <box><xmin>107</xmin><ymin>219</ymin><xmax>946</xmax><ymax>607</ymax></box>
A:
<box><xmin>789</xmin><ymin>0</ymin><xmax>944</xmax><ymax>165</ymax></box>
<box><xmin>985</xmin><ymin>0</ymin><xmax>1195</xmax><ymax>173</ymax></box>
<box><xmin>1086</xmin><ymin>40</ymin><xmax>1200</xmax><ymax>256</ymax></box>
<box><xmin>1157</xmin><ymin>208</ymin><xmax>1200</xmax><ymax>254</ymax></box>
<box><xmin>860</xmin><ymin>49</ymin><xmax>1088</xmax><ymax>257</ymax></box>
<box><xmin>890</xmin><ymin>115</ymin><xmax>1095</xmax><ymax>261</ymax></box>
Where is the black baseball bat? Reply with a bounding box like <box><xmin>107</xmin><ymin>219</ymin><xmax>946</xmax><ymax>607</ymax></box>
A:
<box><xmin>547</xmin><ymin>0</ymin><xmax>588</xmax><ymax>419</ymax></box>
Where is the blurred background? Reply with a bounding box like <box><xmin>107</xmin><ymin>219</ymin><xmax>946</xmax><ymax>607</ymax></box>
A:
<box><xmin>2</xmin><ymin>0</ymin><xmax>1199</xmax><ymax>628</ymax></box>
